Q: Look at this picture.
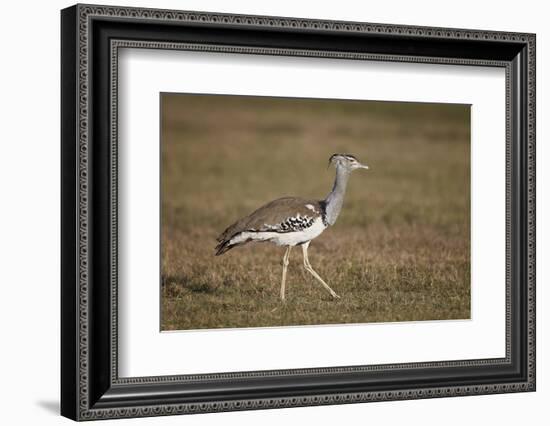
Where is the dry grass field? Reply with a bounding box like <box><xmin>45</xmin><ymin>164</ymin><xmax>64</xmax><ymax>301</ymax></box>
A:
<box><xmin>161</xmin><ymin>94</ymin><xmax>470</xmax><ymax>330</ymax></box>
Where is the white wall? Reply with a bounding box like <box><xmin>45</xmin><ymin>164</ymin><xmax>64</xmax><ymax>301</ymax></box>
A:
<box><xmin>0</xmin><ymin>0</ymin><xmax>546</xmax><ymax>424</ymax></box>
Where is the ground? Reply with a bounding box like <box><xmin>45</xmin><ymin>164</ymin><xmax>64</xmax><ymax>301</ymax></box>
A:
<box><xmin>160</xmin><ymin>94</ymin><xmax>470</xmax><ymax>330</ymax></box>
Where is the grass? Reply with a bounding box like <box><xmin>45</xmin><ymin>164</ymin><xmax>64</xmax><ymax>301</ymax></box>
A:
<box><xmin>161</xmin><ymin>94</ymin><xmax>470</xmax><ymax>330</ymax></box>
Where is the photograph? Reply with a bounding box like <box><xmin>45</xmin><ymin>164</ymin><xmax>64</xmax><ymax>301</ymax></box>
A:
<box><xmin>160</xmin><ymin>93</ymin><xmax>471</xmax><ymax>331</ymax></box>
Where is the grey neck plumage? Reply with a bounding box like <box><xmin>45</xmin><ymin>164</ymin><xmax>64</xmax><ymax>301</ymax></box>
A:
<box><xmin>323</xmin><ymin>166</ymin><xmax>351</xmax><ymax>226</ymax></box>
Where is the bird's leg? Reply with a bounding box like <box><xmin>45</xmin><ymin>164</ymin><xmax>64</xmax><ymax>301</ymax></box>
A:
<box><xmin>301</xmin><ymin>242</ymin><xmax>340</xmax><ymax>299</ymax></box>
<box><xmin>280</xmin><ymin>246</ymin><xmax>292</xmax><ymax>301</ymax></box>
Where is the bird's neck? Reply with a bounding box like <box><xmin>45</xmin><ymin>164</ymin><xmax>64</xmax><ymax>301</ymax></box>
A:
<box><xmin>324</xmin><ymin>166</ymin><xmax>351</xmax><ymax>226</ymax></box>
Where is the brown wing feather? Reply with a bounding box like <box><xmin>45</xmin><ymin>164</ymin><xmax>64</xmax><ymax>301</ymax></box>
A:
<box><xmin>216</xmin><ymin>197</ymin><xmax>323</xmax><ymax>243</ymax></box>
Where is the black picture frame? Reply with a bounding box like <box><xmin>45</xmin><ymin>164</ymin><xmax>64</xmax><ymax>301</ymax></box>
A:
<box><xmin>61</xmin><ymin>4</ymin><xmax>536</xmax><ymax>421</ymax></box>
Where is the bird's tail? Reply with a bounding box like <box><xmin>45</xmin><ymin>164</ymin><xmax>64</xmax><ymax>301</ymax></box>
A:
<box><xmin>215</xmin><ymin>233</ymin><xmax>252</xmax><ymax>255</ymax></box>
<box><xmin>215</xmin><ymin>239</ymin><xmax>235</xmax><ymax>256</ymax></box>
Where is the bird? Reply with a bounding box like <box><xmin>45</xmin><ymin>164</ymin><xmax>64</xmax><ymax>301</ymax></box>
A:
<box><xmin>215</xmin><ymin>153</ymin><xmax>368</xmax><ymax>301</ymax></box>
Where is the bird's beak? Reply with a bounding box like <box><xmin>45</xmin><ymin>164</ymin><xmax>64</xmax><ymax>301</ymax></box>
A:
<box><xmin>357</xmin><ymin>163</ymin><xmax>369</xmax><ymax>170</ymax></box>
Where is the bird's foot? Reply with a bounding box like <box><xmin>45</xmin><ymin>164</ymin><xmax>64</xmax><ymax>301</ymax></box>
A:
<box><xmin>331</xmin><ymin>292</ymin><xmax>341</xmax><ymax>299</ymax></box>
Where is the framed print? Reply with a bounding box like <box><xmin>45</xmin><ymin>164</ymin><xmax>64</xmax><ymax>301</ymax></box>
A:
<box><xmin>61</xmin><ymin>4</ymin><xmax>536</xmax><ymax>421</ymax></box>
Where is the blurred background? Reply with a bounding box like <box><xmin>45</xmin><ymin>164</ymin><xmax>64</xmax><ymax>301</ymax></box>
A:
<box><xmin>161</xmin><ymin>93</ymin><xmax>470</xmax><ymax>330</ymax></box>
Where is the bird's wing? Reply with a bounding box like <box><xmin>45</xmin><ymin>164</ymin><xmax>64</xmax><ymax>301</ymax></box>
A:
<box><xmin>216</xmin><ymin>197</ymin><xmax>324</xmax><ymax>242</ymax></box>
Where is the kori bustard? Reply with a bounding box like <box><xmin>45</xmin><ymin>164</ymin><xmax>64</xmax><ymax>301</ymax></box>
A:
<box><xmin>215</xmin><ymin>154</ymin><xmax>368</xmax><ymax>301</ymax></box>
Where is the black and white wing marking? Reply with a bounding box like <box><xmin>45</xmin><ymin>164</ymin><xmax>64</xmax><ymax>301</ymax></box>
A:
<box><xmin>259</xmin><ymin>213</ymin><xmax>316</xmax><ymax>233</ymax></box>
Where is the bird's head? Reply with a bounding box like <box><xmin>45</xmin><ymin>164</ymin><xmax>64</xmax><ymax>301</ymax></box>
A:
<box><xmin>328</xmin><ymin>154</ymin><xmax>369</xmax><ymax>172</ymax></box>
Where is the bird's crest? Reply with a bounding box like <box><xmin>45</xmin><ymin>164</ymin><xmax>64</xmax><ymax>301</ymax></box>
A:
<box><xmin>328</xmin><ymin>153</ymin><xmax>358</xmax><ymax>167</ymax></box>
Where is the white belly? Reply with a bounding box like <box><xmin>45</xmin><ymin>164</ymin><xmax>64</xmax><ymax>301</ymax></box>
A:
<box><xmin>230</xmin><ymin>217</ymin><xmax>327</xmax><ymax>247</ymax></box>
